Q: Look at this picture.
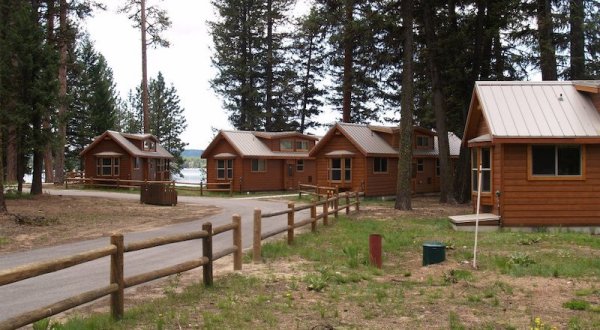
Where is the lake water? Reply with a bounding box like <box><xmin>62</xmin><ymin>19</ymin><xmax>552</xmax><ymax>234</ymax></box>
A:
<box><xmin>173</xmin><ymin>168</ymin><xmax>205</xmax><ymax>183</ymax></box>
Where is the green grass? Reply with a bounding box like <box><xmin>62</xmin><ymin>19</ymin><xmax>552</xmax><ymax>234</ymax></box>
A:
<box><xmin>48</xmin><ymin>214</ymin><xmax>600</xmax><ymax>329</ymax></box>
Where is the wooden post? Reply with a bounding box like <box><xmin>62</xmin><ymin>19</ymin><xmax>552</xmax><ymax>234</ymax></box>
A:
<box><xmin>345</xmin><ymin>192</ymin><xmax>350</xmax><ymax>215</ymax></box>
<box><xmin>317</xmin><ymin>186</ymin><xmax>321</xmax><ymax>201</ymax></box>
<box><xmin>233</xmin><ymin>214</ymin><xmax>242</xmax><ymax>271</ymax></box>
<box><xmin>229</xmin><ymin>181</ymin><xmax>233</xmax><ymax>197</ymax></box>
<box><xmin>116</xmin><ymin>178</ymin><xmax>120</xmax><ymax>189</ymax></box>
<box><xmin>355</xmin><ymin>191</ymin><xmax>360</xmax><ymax>211</ymax></box>
<box><xmin>323</xmin><ymin>197</ymin><xmax>329</xmax><ymax>226</ymax></box>
<box><xmin>310</xmin><ymin>201</ymin><xmax>317</xmax><ymax>232</ymax></box>
<box><xmin>200</xmin><ymin>180</ymin><xmax>204</xmax><ymax>196</ymax></box>
<box><xmin>110</xmin><ymin>234</ymin><xmax>124</xmax><ymax>320</ymax></box>
<box><xmin>65</xmin><ymin>178</ymin><xmax>68</xmax><ymax>189</ymax></box>
<box><xmin>253</xmin><ymin>208</ymin><xmax>262</xmax><ymax>263</ymax></box>
<box><xmin>334</xmin><ymin>189</ymin><xmax>339</xmax><ymax>218</ymax></box>
<box><xmin>287</xmin><ymin>202</ymin><xmax>295</xmax><ymax>245</ymax></box>
<box><xmin>202</xmin><ymin>222</ymin><xmax>213</xmax><ymax>286</ymax></box>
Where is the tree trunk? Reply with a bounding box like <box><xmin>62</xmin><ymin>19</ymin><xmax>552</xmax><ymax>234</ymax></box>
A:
<box><xmin>141</xmin><ymin>0</ymin><xmax>150</xmax><ymax>133</ymax></box>
<box><xmin>471</xmin><ymin>0</ymin><xmax>486</xmax><ymax>81</ymax></box>
<box><xmin>395</xmin><ymin>0</ymin><xmax>414</xmax><ymax>210</ymax></box>
<box><xmin>341</xmin><ymin>0</ymin><xmax>354</xmax><ymax>123</ymax></box>
<box><xmin>265</xmin><ymin>0</ymin><xmax>273</xmax><ymax>130</ymax></box>
<box><xmin>6</xmin><ymin>126</ymin><xmax>18</xmax><ymax>182</ymax></box>
<box><xmin>537</xmin><ymin>0</ymin><xmax>557</xmax><ymax>80</ymax></box>
<box><xmin>31</xmin><ymin>115</ymin><xmax>44</xmax><ymax>195</ymax></box>
<box><xmin>54</xmin><ymin>0</ymin><xmax>67</xmax><ymax>184</ymax></box>
<box><xmin>0</xmin><ymin>124</ymin><xmax>7</xmax><ymax>213</ymax></box>
<box><xmin>453</xmin><ymin>146</ymin><xmax>471</xmax><ymax>203</ymax></box>
<box><xmin>44</xmin><ymin>0</ymin><xmax>55</xmax><ymax>183</ymax></box>
<box><xmin>569</xmin><ymin>0</ymin><xmax>585</xmax><ymax>79</ymax></box>
<box><xmin>300</xmin><ymin>35</ymin><xmax>314</xmax><ymax>133</ymax></box>
<box><xmin>422</xmin><ymin>1</ymin><xmax>454</xmax><ymax>204</ymax></box>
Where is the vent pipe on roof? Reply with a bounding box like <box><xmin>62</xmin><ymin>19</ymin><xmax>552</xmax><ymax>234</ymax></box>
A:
<box><xmin>558</xmin><ymin>93</ymin><xmax>564</xmax><ymax>101</ymax></box>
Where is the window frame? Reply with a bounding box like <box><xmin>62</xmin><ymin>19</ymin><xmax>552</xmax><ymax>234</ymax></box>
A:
<box><xmin>373</xmin><ymin>157</ymin><xmax>388</xmax><ymax>174</ymax></box>
<box><xmin>471</xmin><ymin>147</ymin><xmax>492</xmax><ymax>193</ymax></box>
<box><xmin>216</xmin><ymin>159</ymin><xmax>234</xmax><ymax>180</ymax></box>
<box><xmin>329</xmin><ymin>157</ymin><xmax>352</xmax><ymax>183</ymax></box>
<box><xmin>295</xmin><ymin>140</ymin><xmax>309</xmax><ymax>151</ymax></box>
<box><xmin>528</xmin><ymin>144</ymin><xmax>585</xmax><ymax>180</ymax></box>
<box><xmin>416</xmin><ymin>135</ymin><xmax>430</xmax><ymax>148</ymax></box>
<box><xmin>280</xmin><ymin>139</ymin><xmax>293</xmax><ymax>151</ymax></box>
<box><xmin>251</xmin><ymin>159</ymin><xmax>267</xmax><ymax>173</ymax></box>
<box><xmin>416</xmin><ymin>159</ymin><xmax>425</xmax><ymax>173</ymax></box>
<box><xmin>133</xmin><ymin>157</ymin><xmax>141</xmax><ymax>170</ymax></box>
<box><xmin>96</xmin><ymin>157</ymin><xmax>119</xmax><ymax>177</ymax></box>
<box><xmin>296</xmin><ymin>159</ymin><xmax>304</xmax><ymax>172</ymax></box>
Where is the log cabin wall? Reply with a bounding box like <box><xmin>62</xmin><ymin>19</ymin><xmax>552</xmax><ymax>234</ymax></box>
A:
<box><xmin>240</xmin><ymin>159</ymin><xmax>284</xmax><ymax>192</ymax></box>
<box><xmin>83</xmin><ymin>139</ymin><xmax>131</xmax><ymax>180</ymax></box>
<box><xmin>365</xmin><ymin>157</ymin><xmax>398</xmax><ymax>196</ymax></box>
<box><xmin>500</xmin><ymin>144</ymin><xmax>600</xmax><ymax>226</ymax></box>
<box><xmin>314</xmin><ymin>133</ymin><xmax>364</xmax><ymax>192</ymax></box>
<box><xmin>204</xmin><ymin>140</ymin><xmax>239</xmax><ymax>191</ymax></box>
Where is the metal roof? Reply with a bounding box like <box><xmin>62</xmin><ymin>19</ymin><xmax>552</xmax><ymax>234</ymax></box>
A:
<box><xmin>216</xmin><ymin>130</ymin><xmax>312</xmax><ymax>159</ymax></box>
<box><xmin>80</xmin><ymin>131</ymin><xmax>174</xmax><ymax>159</ymax></box>
<box><xmin>312</xmin><ymin>123</ymin><xmax>459</xmax><ymax>158</ymax></box>
<box><xmin>475</xmin><ymin>81</ymin><xmax>600</xmax><ymax>138</ymax></box>
<box><xmin>337</xmin><ymin>123</ymin><xmax>397</xmax><ymax>156</ymax></box>
<box><xmin>414</xmin><ymin>133</ymin><xmax>462</xmax><ymax>157</ymax></box>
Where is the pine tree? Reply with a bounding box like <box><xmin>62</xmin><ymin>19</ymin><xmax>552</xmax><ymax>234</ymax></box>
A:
<box><xmin>120</xmin><ymin>0</ymin><xmax>171</xmax><ymax>134</ymax></box>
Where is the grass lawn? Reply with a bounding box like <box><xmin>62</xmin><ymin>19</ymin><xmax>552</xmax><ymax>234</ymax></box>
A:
<box><xmin>41</xmin><ymin>210</ymin><xmax>600</xmax><ymax>329</ymax></box>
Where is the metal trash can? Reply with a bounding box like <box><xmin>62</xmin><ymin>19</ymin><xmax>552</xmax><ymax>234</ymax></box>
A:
<box><xmin>422</xmin><ymin>241</ymin><xmax>445</xmax><ymax>266</ymax></box>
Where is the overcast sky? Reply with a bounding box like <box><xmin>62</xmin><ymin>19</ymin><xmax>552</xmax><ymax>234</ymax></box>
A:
<box><xmin>84</xmin><ymin>0</ymin><xmax>337</xmax><ymax>150</ymax></box>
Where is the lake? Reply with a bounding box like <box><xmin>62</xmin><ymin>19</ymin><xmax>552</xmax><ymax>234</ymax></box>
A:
<box><xmin>173</xmin><ymin>168</ymin><xmax>205</xmax><ymax>184</ymax></box>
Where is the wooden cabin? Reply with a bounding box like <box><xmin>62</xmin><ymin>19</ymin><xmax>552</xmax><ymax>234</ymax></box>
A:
<box><xmin>308</xmin><ymin>123</ymin><xmax>461</xmax><ymax>196</ymax></box>
<box><xmin>79</xmin><ymin>131</ymin><xmax>174</xmax><ymax>183</ymax></box>
<box><xmin>201</xmin><ymin>131</ymin><xmax>318</xmax><ymax>192</ymax></box>
<box><xmin>462</xmin><ymin>80</ymin><xmax>600</xmax><ymax>228</ymax></box>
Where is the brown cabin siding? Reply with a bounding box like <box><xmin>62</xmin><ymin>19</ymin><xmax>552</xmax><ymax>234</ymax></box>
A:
<box><xmin>313</xmin><ymin>133</ymin><xmax>366</xmax><ymax>192</ymax></box>
<box><xmin>499</xmin><ymin>144</ymin><xmax>600</xmax><ymax>226</ymax></box>
<box><xmin>83</xmin><ymin>139</ymin><xmax>132</xmax><ymax>180</ymax></box>
<box><xmin>365</xmin><ymin>157</ymin><xmax>397</xmax><ymax>196</ymax></box>
<box><xmin>413</xmin><ymin>158</ymin><xmax>438</xmax><ymax>193</ymax></box>
<box><xmin>591</xmin><ymin>94</ymin><xmax>600</xmax><ymax>113</ymax></box>
<box><xmin>240</xmin><ymin>158</ymin><xmax>284</xmax><ymax>191</ymax></box>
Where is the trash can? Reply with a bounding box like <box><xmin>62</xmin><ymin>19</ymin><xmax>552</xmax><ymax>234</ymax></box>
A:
<box><xmin>422</xmin><ymin>241</ymin><xmax>445</xmax><ymax>266</ymax></box>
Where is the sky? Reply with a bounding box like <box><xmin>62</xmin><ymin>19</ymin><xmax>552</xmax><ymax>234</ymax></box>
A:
<box><xmin>84</xmin><ymin>0</ymin><xmax>336</xmax><ymax>150</ymax></box>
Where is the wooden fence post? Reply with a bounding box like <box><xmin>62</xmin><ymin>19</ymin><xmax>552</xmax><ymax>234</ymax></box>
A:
<box><xmin>229</xmin><ymin>181</ymin><xmax>233</xmax><ymax>197</ymax></box>
<box><xmin>287</xmin><ymin>202</ymin><xmax>294</xmax><ymax>245</ymax></box>
<box><xmin>233</xmin><ymin>214</ymin><xmax>242</xmax><ymax>271</ymax></box>
<box><xmin>334</xmin><ymin>188</ymin><xmax>339</xmax><ymax>218</ymax></box>
<box><xmin>317</xmin><ymin>186</ymin><xmax>321</xmax><ymax>201</ymax></box>
<box><xmin>345</xmin><ymin>192</ymin><xmax>350</xmax><ymax>215</ymax></box>
<box><xmin>200</xmin><ymin>180</ymin><xmax>204</xmax><ymax>196</ymax></box>
<box><xmin>323</xmin><ymin>198</ymin><xmax>329</xmax><ymax>226</ymax></box>
<box><xmin>202</xmin><ymin>222</ymin><xmax>213</xmax><ymax>287</ymax></box>
<box><xmin>355</xmin><ymin>191</ymin><xmax>360</xmax><ymax>211</ymax></box>
<box><xmin>110</xmin><ymin>234</ymin><xmax>124</xmax><ymax>320</ymax></box>
<box><xmin>253</xmin><ymin>208</ymin><xmax>262</xmax><ymax>263</ymax></box>
<box><xmin>310</xmin><ymin>201</ymin><xmax>317</xmax><ymax>232</ymax></box>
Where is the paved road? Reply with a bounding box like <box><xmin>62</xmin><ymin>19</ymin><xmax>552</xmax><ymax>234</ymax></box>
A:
<box><xmin>0</xmin><ymin>189</ymin><xmax>309</xmax><ymax>322</ymax></box>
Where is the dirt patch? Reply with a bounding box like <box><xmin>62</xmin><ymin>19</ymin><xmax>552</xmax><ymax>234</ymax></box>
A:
<box><xmin>0</xmin><ymin>194</ymin><xmax>221</xmax><ymax>253</ymax></box>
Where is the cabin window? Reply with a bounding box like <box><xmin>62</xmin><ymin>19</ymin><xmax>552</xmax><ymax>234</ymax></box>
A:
<box><xmin>280</xmin><ymin>139</ymin><xmax>293</xmax><ymax>151</ymax></box>
<box><xmin>329</xmin><ymin>158</ymin><xmax>352</xmax><ymax>182</ymax></box>
<box><xmin>373</xmin><ymin>158</ymin><xmax>388</xmax><ymax>173</ymax></box>
<box><xmin>296</xmin><ymin>160</ymin><xmax>304</xmax><ymax>172</ymax></box>
<box><xmin>134</xmin><ymin>157</ymin><xmax>141</xmax><ymax>170</ymax></box>
<box><xmin>96</xmin><ymin>157</ymin><xmax>119</xmax><ymax>176</ymax></box>
<box><xmin>416</xmin><ymin>135</ymin><xmax>430</xmax><ymax>148</ymax></box>
<box><xmin>471</xmin><ymin>148</ymin><xmax>491</xmax><ymax>192</ymax></box>
<box><xmin>295</xmin><ymin>140</ymin><xmax>309</xmax><ymax>151</ymax></box>
<box><xmin>416</xmin><ymin>159</ymin><xmax>424</xmax><ymax>172</ymax></box>
<box><xmin>251</xmin><ymin>159</ymin><xmax>267</xmax><ymax>172</ymax></box>
<box><xmin>144</xmin><ymin>140</ymin><xmax>156</xmax><ymax>151</ymax></box>
<box><xmin>217</xmin><ymin>159</ymin><xmax>233</xmax><ymax>179</ymax></box>
<box><xmin>531</xmin><ymin>145</ymin><xmax>581</xmax><ymax>177</ymax></box>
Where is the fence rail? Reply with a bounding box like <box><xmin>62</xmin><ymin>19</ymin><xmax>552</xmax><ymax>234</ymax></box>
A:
<box><xmin>0</xmin><ymin>217</ymin><xmax>242</xmax><ymax>330</ymax></box>
<box><xmin>252</xmin><ymin>191</ymin><xmax>363</xmax><ymax>263</ymax></box>
<box><xmin>65</xmin><ymin>178</ymin><xmax>234</xmax><ymax>197</ymax></box>
<box><xmin>297</xmin><ymin>184</ymin><xmax>338</xmax><ymax>201</ymax></box>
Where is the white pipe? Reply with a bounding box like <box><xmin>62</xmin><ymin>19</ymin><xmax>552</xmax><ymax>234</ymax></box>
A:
<box><xmin>473</xmin><ymin>163</ymin><xmax>483</xmax><ymax>269</ymax></box>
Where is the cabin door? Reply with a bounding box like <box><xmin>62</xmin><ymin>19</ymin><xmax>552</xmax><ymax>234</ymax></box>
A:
<box><xmin>283</xmin><ymin>160</ymin><xmax>295</xmax><ymax>190</ymax></box>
